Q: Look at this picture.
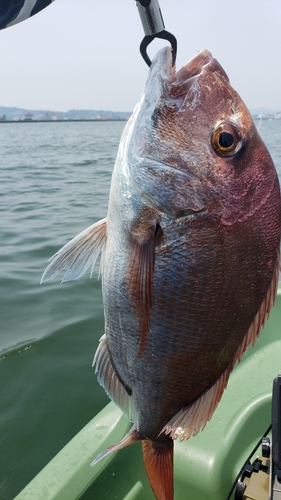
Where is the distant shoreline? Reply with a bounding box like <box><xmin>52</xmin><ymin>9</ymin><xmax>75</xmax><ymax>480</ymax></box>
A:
<box><xmin>0</xmin><ymin>118</ymin><xmax>128</xmax><ymax>124</ymax></box>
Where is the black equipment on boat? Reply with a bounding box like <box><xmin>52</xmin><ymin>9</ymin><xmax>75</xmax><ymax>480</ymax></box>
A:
<box><xmin>226</xmin><ymin>376</ymin><xmax>281</xmax><ymax>500</ymax></box>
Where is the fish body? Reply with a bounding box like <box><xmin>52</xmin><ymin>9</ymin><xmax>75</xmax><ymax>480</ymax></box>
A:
<box><xmin>42</xmin><ymin>48</ymin><xmax>281</xmax><ymax>499</ymax></box>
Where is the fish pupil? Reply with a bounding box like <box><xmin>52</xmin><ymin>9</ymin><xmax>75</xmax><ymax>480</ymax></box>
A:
<box><xmin>219</xmin><ymin>131</ymin><xmax>234</xmax><ymax>149</ymax></box>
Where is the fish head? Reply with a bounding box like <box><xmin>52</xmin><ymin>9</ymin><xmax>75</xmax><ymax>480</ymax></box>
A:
<box><xmin>129</xmin><ymin>47</ymin><xmax>280</xmax><ymax>223</ymax></box>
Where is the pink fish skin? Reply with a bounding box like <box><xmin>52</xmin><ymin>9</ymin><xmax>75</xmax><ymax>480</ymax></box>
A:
<box><xmin>41</xmin><ymin>48</ymin><xmax>281</xmax><ymax>500</ymax></box>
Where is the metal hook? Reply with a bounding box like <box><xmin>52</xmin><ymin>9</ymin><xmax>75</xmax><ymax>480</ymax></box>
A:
<box><xmin>135</xmin><ymin>0</ymin><xmax>177</xmax><ymax>67</ymax></box>
<box><xmin>140</xmin><ymin>30</ymin><xmax>177</xmax><ymax>67</ymax></box>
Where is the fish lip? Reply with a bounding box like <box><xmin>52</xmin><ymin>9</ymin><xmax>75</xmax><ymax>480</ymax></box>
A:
<box><xmin>165</xmin><ymin>49</ymin><xmax>229</xmax><ymax>100</ymax></box>
<box><xmin>147</xmin><ymin>47</ymin><xmax>229</xmax><ymax>104</ymax></box>
<box><xmin>170</xmin><ymin>49</ymin><xmax>213</xmax><ymax>85</ymax></box>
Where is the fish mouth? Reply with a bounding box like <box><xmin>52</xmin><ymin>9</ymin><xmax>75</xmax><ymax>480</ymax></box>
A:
<box><xmin>156</xmin><ymin>48</ymin><xmax>229</xmax><ymax>100</ymax></box>
<box><xmin>145</xmin><ymin>47</ymin><xmax>229</xmax><ymax>113</ymax></box>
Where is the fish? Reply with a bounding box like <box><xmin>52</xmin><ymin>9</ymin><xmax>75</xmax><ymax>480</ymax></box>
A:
<box><xmin>41</xmin><ymin>47</ymin><xmax>281</xmax><ymax>499</ymax></box>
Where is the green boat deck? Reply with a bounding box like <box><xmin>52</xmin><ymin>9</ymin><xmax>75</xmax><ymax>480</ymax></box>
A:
<box><xmin>15</xmin><ymin>287</ymin><xmax>281</xmax><ymax>500</ymax></box>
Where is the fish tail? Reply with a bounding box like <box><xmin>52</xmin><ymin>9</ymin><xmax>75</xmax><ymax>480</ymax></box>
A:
<box><xmin>142</xmin><ymin>438</ymin><xmax>174</xmax><ymax>500</ymax></box>
<box><xmin>92</xmin><ymin>424</ymin><xmax>174</xmax><ymax>499</ymax></box>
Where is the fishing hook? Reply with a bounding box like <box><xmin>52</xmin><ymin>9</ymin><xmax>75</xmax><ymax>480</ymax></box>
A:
<box><xmin>135</xmin><ymin>0</ymin><xmax>177</xmax><ymax>67</ymax></box>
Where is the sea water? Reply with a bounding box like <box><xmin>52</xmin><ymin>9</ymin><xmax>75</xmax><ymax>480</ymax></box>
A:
<box><xmin>0</xmin><ymin>119</ymin><xmax>280</xmax><ymax>499</ymax></box>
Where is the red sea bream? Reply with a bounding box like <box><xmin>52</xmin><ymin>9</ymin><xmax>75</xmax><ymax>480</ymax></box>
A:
<box><xmin>41</xmin><ymin>47</ymin><xmax>281</xmax><ymax>499</ymax></box>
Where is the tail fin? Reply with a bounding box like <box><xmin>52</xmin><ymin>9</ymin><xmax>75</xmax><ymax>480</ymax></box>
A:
<box><xmin>142</xmin><ymin>438</ymin><xmax>174</xmax><ymax>500</ymax></box>
<box><xmin>92</xmin><ymin>425</ymin><xmax>174</xmax><ymax>500</ymax></box>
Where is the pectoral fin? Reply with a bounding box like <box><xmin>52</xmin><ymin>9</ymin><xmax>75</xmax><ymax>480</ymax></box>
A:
<box><xmin>127</xmin><ymin>223</ymin><xmax>161</xmax><ymax>357</ymax></box>
<box><xmin>41</xmin><ymin>218</ymin><xmax>106</xmax><ymax>283</ymax></box>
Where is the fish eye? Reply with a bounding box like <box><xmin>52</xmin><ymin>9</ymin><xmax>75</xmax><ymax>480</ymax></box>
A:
<box><xmin>211</xmin><ymin>123</ymin><xmax>243</xmax><ymax>157</ymax></box>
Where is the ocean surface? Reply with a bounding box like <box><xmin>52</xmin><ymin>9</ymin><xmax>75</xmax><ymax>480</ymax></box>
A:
<box><xmin>1</xmin><ymin>119</ymin><xmax>281</xmax><ymax>499</ymax></box>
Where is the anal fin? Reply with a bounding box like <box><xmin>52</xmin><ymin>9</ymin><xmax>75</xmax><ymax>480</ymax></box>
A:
<box><xmin>93</xmin><ymin>335</ymin><xmax>136</xmax><ymax>422</ymax></box>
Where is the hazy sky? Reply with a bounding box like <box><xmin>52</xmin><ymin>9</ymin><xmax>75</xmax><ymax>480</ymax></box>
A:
<box><xmin>1</xmin><ymin>0</ymin><xmax>280</xmax><ymax>112</ymax></box>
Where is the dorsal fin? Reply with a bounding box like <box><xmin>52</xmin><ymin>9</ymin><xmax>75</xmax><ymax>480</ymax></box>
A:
<box><xmin>161</xmin><ymin>253</ymin><xmax>280</xmax><ymax>441</ymax></box>
<box><xmin>234</xmin><ymin>252</ymin><xmax>280</xmax><ymax>362</ymax></box>
<box><xmin>41</xmin><ymin>218</ymin><xmax>106</xmax><ymax>283</ymax></box>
